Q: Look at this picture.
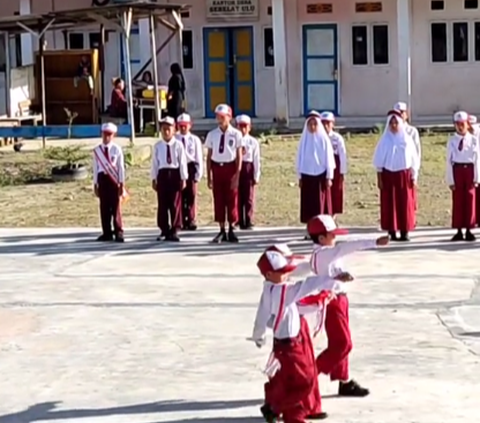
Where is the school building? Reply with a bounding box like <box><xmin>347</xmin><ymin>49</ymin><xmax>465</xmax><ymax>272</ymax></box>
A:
<box><xmin>1</xmin><ymin>0</ymin><xmax>480</xmax><ymax>124</ymax></box>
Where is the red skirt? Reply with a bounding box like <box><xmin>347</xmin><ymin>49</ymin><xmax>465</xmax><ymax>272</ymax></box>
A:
<box><xmin>452</xmin><ymin>163</ymin><xmax>476</xmax><ymax>229</ymax></box>
<box><xmin>300</xmin><ymin>173</ymin><xmax>332</xmax><ymax>223</ymax></box>
<box><xmin>379</xmin><ymin>169</ymin><xmax>416</xmax><ymax>232</ymax></box>
<box><xmin>331</xmin><ymin>155</ymin><xmax>344</xmax><ymax>215</ymax></box>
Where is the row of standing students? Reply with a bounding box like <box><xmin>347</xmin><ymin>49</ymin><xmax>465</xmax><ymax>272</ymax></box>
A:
<box><xmin>251</xmin><ymin>214</ymin><xmax>390</xmax><ymax>422</ymax></box>
<box><xmin>92</xmin><ymin>104</ymin><xmax>260</xmax><ymax>242</ymax></box>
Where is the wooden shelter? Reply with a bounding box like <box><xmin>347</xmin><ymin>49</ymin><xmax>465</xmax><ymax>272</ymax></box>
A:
<box><xmin>0</xmin><ymin>0</ymin><xmax>190</xmax><ymax>144</ymax></box>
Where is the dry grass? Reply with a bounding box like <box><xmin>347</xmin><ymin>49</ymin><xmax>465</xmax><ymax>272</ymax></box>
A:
<box><xmin>0</xmin><ymin>134</ymin><xmax>449</xmax><ymax>228</ymax></box>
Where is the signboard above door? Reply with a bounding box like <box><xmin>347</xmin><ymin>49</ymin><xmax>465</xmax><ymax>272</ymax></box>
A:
<box><xmin>206</xmin><ymin>0</ymin><xmax>259</xmax><ymax>21</ymax></box>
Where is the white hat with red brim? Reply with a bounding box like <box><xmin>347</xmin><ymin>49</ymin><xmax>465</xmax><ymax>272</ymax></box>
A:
<box><xmin>454</xmin><ymin>111</ymin><xmax>469</xmax><ymax>122</ymax></box>
<box><xmin>265</xmin><ymin>244</ymin><xmax>306</xmax><ymax>262</ymax></box>
<box><xmin>394</xmin><ymin>102</ymin><xmax>408</xmax><ymax>112</ymax></box>
<box><xmin>320</xmin><ymin>111</ymin><xmax>335</xmax><ymax>122</ymax></box>
<box><xmin>236</xmin><ymin>114</ymin><xmax>251</xmax><ymax>125</ymax></box>
<box><xmin>101</xmin><ymin>122</ymin><xmax>118</xmax><ymax>134</ymax></box>
<box><xmin>307</xmin><ymin>214</ymin><xmax>348</xmax><ymax>237</ymax></box>
<box><xmin>160</xmin><ymin>116</ymin><xmax>176</xmax><ymax>126</ymax></box>
<box><xmin>177</xmin><ymin>113</ymin><xmax>191</xmax><ymax>124</ymax></box>
<box><xmin>257</xmin><ymin>250</ymin><xmax>298</xmax><ymax>276</ymax></box>
<box><xmin>215</xmin><ymin>104</ymin><xmax>232</xmax><ymax>117</ymax></box>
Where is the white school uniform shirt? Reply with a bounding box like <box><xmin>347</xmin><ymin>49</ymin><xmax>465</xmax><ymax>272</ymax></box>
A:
<box><xmin>373</xmin><ymin>115</ymin><xmax>420</xmax><ymax>182</ymax></box>
<box><xmin>92</xmin><ymin>142</ymin><xmax>125</xmax><ymax>184</ymax></box>
<box><xmin>296</xmin><ymin>117</ymin><xmax>336</xmax><ymax>179</ymax></box>
<box><xmin>175</xmin><ymin>132</ymin><xmax>204</xmax><ymax>180</ymax></box>
<box><xmin>405</xmin><ymin>123</ymin><xmax>421</xmax><ymax>163</ymax></box>
<box><xmin>242</xmin><ymin>134</ymin><xmax>261</xmax><ymax>182</ymax></box>
<box><xmin>309</xmin><ymin>240</ymin><xmax>377</xmax><ymax>295</ymax></box>
<box><xmin>328</xmin><ymin>131</ymin><xmax>347</xmax><ymax>174</ymax></box>
<box><xmin>251</xmin><ymin>274</ymin><xmax>336</xmax><ymax>341</ymax></box>
<box><xmin>150</xmin><ymin>138</ymin><xmax>188</xmax><ymax>181</ymax></box>
<box><xmin>205</xmin><ymin>125</ymin><xmax>243</xmax><ymax>163</ymax></box>
<box><xmin>445</xmin><ymin>133</ymin><xmax>480</xmax><ymax>186</ymax></box>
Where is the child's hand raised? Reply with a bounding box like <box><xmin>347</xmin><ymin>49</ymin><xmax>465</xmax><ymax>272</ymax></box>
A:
<box><xmin>334</xmin><ymin>272</ymin><xmax>354</xmax><ymax>282</ymax></box>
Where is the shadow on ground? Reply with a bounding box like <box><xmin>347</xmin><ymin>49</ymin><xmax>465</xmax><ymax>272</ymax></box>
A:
<box><xmin>0</xmin><ymin>399</ymin><xmax>262</xmax><ymax>423</ymax></box>
<box><xmin>0</xmin><ymin>227</ymin><xmax>479</xmax><ymax>257</ymax></box>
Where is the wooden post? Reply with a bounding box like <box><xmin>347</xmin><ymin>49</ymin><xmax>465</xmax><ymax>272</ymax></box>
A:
<box><xmin>39</xmin><ymin>29</ymin><xmax>47</xmax><ymax>148</ymax></box>
<box><xmin>4</xmin><ymin>32</ymin><xmax>11</xmax><ymax>117</ymax></box>
<box><xmin>121</xmin><ymin>9</ymin><xmax>135</xmax><ymax>144</ymax></box>
<box><xmin>100</xmin><ymin>25</ymin><xmax>106</xmax><ymax>113</ymax></box>
<box><xmin>149</xmin><ymin>13</ymin><xmax>160</xmax><ymax>134</ymax></box>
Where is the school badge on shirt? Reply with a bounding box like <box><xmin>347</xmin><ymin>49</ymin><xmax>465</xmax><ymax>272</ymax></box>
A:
<box><xmin>228</xmin><ymin>138</ymin><xmax>235</xmax><ymax>147</ymax></box>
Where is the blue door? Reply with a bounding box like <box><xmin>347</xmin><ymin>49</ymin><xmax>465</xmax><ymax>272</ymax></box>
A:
<box><xmin>302</xmin><ymin>24</ymin><xmax>339</xmax><ymax>115</ymax></box>
<box><xmin>203</xmin><ymin>27</ymin><xmax>255</xmax><ymax>118</ymax></box>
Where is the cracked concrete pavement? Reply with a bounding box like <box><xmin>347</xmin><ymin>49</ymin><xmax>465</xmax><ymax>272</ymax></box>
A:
<box><xmin>0</xmin><ymin>227</ymin><xmax>478</xmax><ymax>423</ymax></box>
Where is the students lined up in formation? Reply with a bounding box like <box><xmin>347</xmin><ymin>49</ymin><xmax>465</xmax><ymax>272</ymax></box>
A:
<box><xmin>92</xmin><ymin>102</ymin><xmax>480</xmax><ymax>243</ymax></box>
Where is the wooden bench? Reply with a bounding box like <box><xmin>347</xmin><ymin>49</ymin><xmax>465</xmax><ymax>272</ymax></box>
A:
<box><xmin>0</xmin><ymin>101</ymin><xmax>42</xmax><ymax>148</ymax></box>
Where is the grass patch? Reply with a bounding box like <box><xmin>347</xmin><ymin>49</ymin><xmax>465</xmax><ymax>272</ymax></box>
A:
<box><xmin>0</xmin><ymin>134</ymin><xmax>449</xmax><ymax>228</ymax></box>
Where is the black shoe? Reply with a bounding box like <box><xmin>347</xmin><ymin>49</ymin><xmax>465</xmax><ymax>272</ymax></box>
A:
<box><xmin>211</xmin><ymin>230</ymin><xmax>227</xmax><ymax>243</ymax></box>
<box><xmin>338</xmin><ymin>380</ymin><xmax>370</xmax><ymax>397</ymax></box>
<box><xmin>451</xmin><ymin>231</ymin><xmax>464</xmax><ymax>241</ymax></box>
<box><xmin>96</xmin><ymin>234</ymin><xmax>113</xmax><ymax>242</ymax></box>
<box><xmin>306</xmin><ymin>412</ymin><xmax>329</xmax><ymax>420</ymax></box>
<box><xmin>156</xmin><ymin>231</ymin><xmax>167</xmax><ymax>241</ymax></box>
<box><xmin>465</xmin><ymin>230</ymin><xmax>476</xmax><ymax>242</ymax></box>
<box><xmin>245</xmin><ymin>221</ymin><xmax>254</xmax><ymax>230</ymax></box>
<box><xmin>187</xmin><ymin>223</ymin><xmax>197</xmax><ymax>231</ymax></box>
<box><xmin>260</xmin><ymin>404</ymin><xmax>278</xmax><ymax>423</ymax></box>
<box><xmin>399</xmin><ymin>231</ymin><xmax>410</xmax><ymax>242</ymax></box>
<box><xmin>388</xmin><ymin>231</ymin><xmax>398</xmax><ymax>241</ymax></box>
<box><xmin>167</xmin><ymin>233</ymin><xmax>180</xmax><ymax>242</ymax></box>
<box><xmin>114</xmin><ymin>234</ymin><xmax>125</xmax><ymax>243</ymax></box>
<box><xmin>228</xmin><ymin>229</ymin><xmax>239</xmax><ymax>243</ymax></box>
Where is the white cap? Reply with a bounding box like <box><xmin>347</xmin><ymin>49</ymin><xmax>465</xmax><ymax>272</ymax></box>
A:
<box><xmin>236</xmin><ymin>114</ymin><xmax>251</xmax><ymax>125</ymax></box>
<box><xmin>469</xmin><ymin>115</ymin><xmax>477</xmax><ymax>124</ymax></box>
<box><xmin>394</xmin><ymin>102</ymin><xmax>408</xmax><ymax>112</ymax></box>
<box><xmin>307</xmin><ymin>214</ymin><xmax>348</xmax><ymax>236</ymax></box>
<box><xmin>307</xmin><ymin>110</ymin><xmax>321</xmax><ymax>118</ymax></box>
<box><xmin>454</xmin><ymin>111</ymin><xmax>469</xmax><ymax>122</ymax></box>
<box><xmin>177</xmin><ymin>113</ymin><xmax>191</xmax><ymax>124</ymax></box>
<box><xmin>101</xmin><ymin>122</ymin><xmax>117</xmax><ymax>134</ymax></box>
<box><xmin>257</xmin><ymin>250</ymin><xmax>297</xmax><ymax>275</ymax></box>
<box><xmin>320</xmin><ymin>111</ymin><xmax>335</xmax><ymax>122</ymax></box>
<box><xmin>214</xmin><ymin>104</ymin><xmax>232</xmax><ymax>116</ymax></box>
<box><xmin>160</xmin><ymin>116</ymin><xmax>176</xmax><ymax>126</ymax></box>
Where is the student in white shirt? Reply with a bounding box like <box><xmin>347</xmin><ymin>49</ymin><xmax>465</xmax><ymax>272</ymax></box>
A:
<box><xmin>373</xmin><ymin>110</ymin><xmax>419</xmax><ymax>241</ymax></box>
<box><xmin>235</xmin><ymin>114</ymin><xmax>260</xmax><ymax>229</ymax></box>
<box><xmin>394</xmin><ymin>102</ymin><xmax>421</xmax><ymax>211</ymax></box>
<box><xmin>320</xmin><ymin>111</ymin><xmax>347</xmax><ymax>216</ymax></box>
<box><xmin>176</xmin><ymin>113</ymin><xmax>203</xmax><ymax>231</ymax></box>
<box><xmin>296</xmin><ymin>111</ymin><xmax>336</xmax><ymax>232</ymax></box>
<box><xmin>251</xmin><ymin>247</ymin><xmax>353</xmax><ymax>423</ymax></box>
<box><xmin>446</xmin><ymin>111</ymin><xmax>480</xmax><ymax>241</ymax></box>
<box><xmin>151</xmin><ymin>117</ymin><xmax>188</xmax><ymax>242</ymax></box>
<box><xmin>92</xmin><ymin>123</ymin><xmax>126</xmax><ymax>243</ymax></box>
<box><xmin>307</xmin><ymin>215</ymin><xmax>388</xmax><ymax>397</ymax></box>
<box><xmin>205</xmin><ymin>104</ymin><xmax>243</xmax><ymax>243</ymax></box>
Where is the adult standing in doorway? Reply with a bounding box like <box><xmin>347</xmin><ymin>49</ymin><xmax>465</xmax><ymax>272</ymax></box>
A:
<box><xmin>296</xmin><ymin>111</ymin><xmax>336</xmax><ymax>236</ymax></box>
<box><xmin>205</xmin><ymin>104</ymin><xmax>243</xmax><ymax>243</ymax></box>
<box><xmin>167</xmin><ymin>63</ymin><xmax>186</xmax><ymax>120</ymax></box>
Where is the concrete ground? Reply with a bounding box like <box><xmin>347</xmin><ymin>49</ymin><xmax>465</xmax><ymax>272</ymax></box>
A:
<box><xmin>0</xmin><ymin>226</ymin><xmax>478</xmax><ymax>423</ymax></box>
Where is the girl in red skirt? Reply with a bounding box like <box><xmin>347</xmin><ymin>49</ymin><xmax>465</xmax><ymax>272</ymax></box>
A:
<box><xmin>296</xmin><ymin>111</ymin><xmax>336</xmax><ymax>238</ymax></box>
<box><xmin>320</xmin><ymin>112</ymin><xmax>347</xmax><ymax>216</ymax></box>
<box><xmin>446</xmin><ymin>111</ymin><xmax>480</xmax><ymax>241</ymax></box>
<box><xmin>373</xmin><ymin>110</ymin><xmax>419</xmax><ymax>241</ymax></box>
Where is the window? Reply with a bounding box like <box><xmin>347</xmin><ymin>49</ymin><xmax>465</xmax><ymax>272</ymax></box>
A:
<box><xmin>465</xmin><ymin>0</ymin><xmax>478</xmax><ymax>9</ymax></box>
<box><xmin>89</xmin><ymin>33</ymin><xmax>101</xmax><ymax>49</ymax></box>
<box><xmin>68</xmin><ymin>33</ymin><xmax>84</xmax><ymax>49</ymax></box>
<box><xmin>263</xmin><ymin>27</ymin><xmax>274</xmax><ymax>67</ymax></box>
<box><xmin>453</xmin><ymin>22</ymin><xmax>469</xmax><ymax>62</ymax></box>
<box><xmin>180</xmin><ymin>11</ymin><xmax>190</xmax><ymax>18</ymax></box>
<box><xmin>372</xmin><ymin>25</ymin><xmax>388</xmax><ymax>64</ymax></box>
<box><xmin>431</xmin><ymin>23</ymin><xmax>447</xmax><ymax>62</ymax></box>
<box><xmin>129</xmin><ymin>28</ymin><xmax>141</xmax><ymax>63</ymax></box>
<box><xmin>352</xmin><ymin>25</ymin><xmax>368</xmax><ymax>65</ymax></box>
<box><xmin>431</xmin><ymin>0</ymin><xmax>444</xmax><ymax>10</ymax></box>
<box><xmin>475</xmin><ymin>22</ymin><xmax>480</xmax><ymax>60</ymax></box>
<box><xmin>267</xmin><ymin>6</ymin><xmax>272</xmax><ymax>15</ymax></box>
<box><xmin>182</xmin><ymin>30</ymin><xmax>193</xmax><ymax>69</ymax></box>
